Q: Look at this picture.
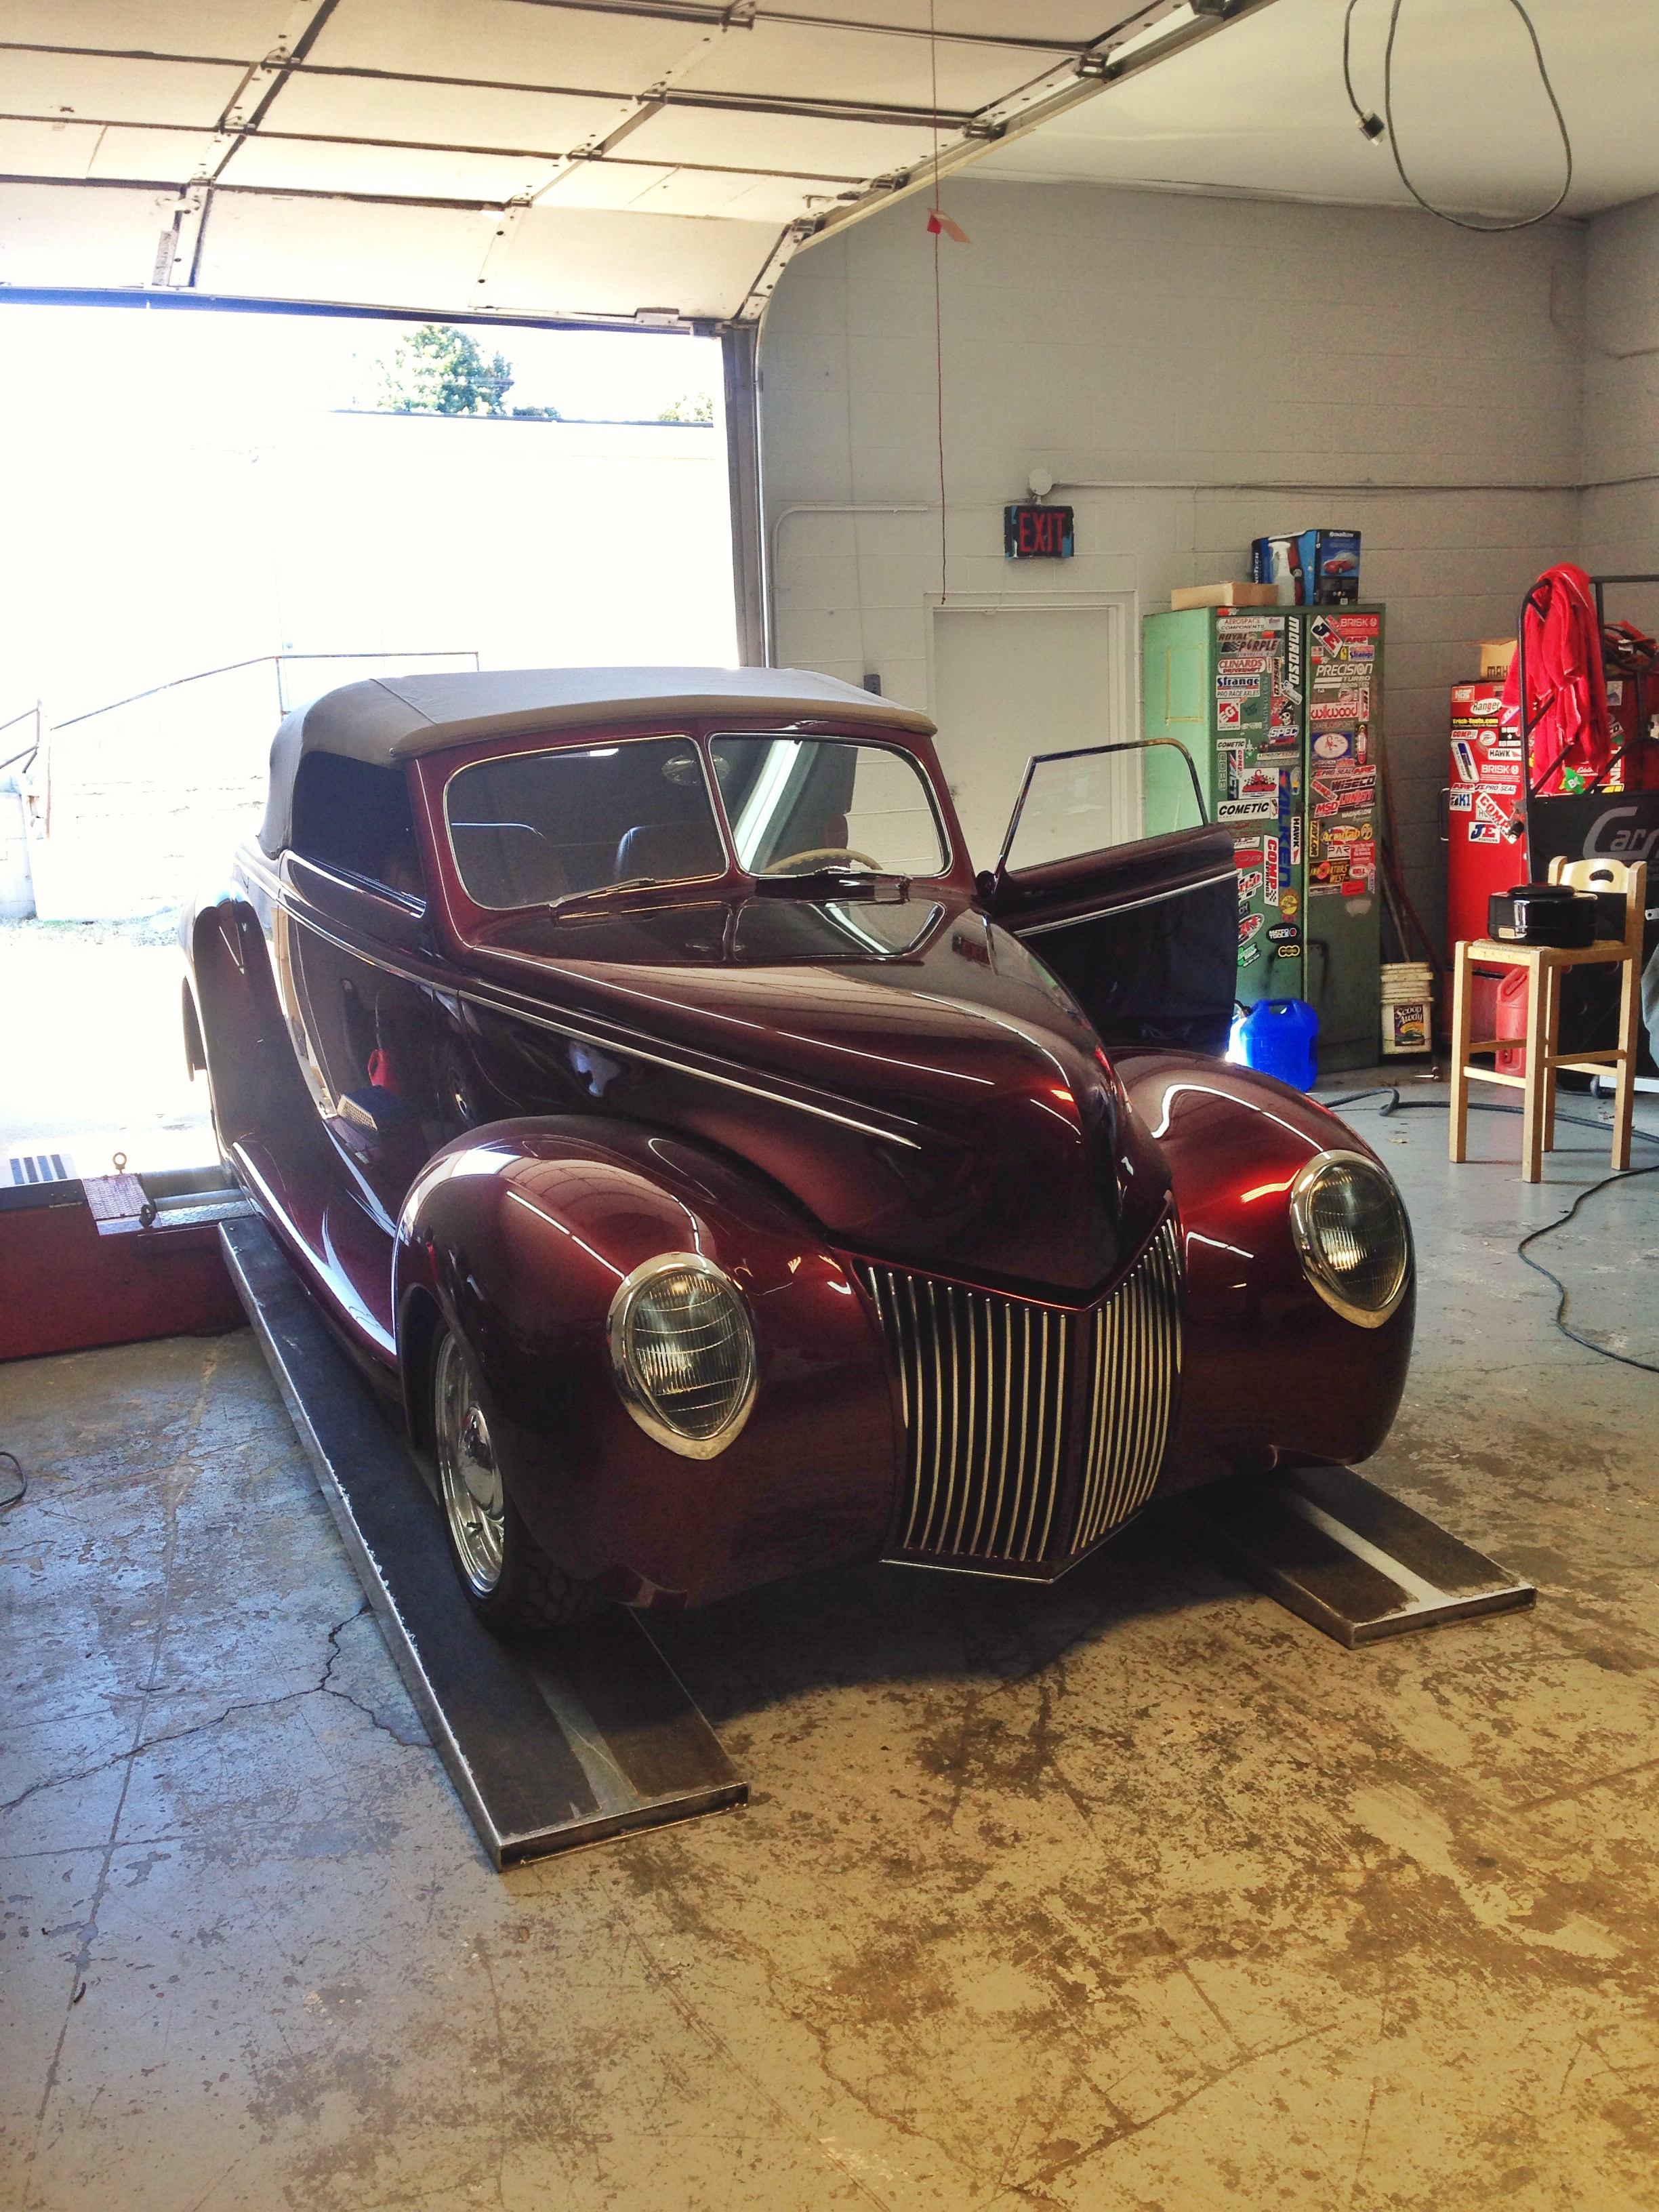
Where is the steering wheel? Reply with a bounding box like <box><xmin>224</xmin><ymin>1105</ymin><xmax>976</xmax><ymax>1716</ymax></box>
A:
<box><xmin>760</xmin><ymin>847</ymin><xmax>883</xmax><ymax>876</ymax></box>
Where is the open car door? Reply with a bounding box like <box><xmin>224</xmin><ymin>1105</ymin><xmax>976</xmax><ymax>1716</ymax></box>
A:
<box><xmin>977</xmin><ymin>739</ymin><xmax>1237</xmax><ymax>1058</ymax></box>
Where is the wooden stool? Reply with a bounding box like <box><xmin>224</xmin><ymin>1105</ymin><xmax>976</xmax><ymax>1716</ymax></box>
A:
<box><xmin>1450</xmin><ymin>855</ymin><xmax>1647</xmax><ymax>1181</ymax></box>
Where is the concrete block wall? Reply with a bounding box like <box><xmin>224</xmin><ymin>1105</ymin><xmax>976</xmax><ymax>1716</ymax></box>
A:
<box><xmin>1581</xmin><ymin>192</ymin><xmax>1659</xmax><ymax>636</ymax></box>
<box><xmin>758</xmin><ymin>178</ymin><xmax>1591</xmax><ymax>954</ymax></box>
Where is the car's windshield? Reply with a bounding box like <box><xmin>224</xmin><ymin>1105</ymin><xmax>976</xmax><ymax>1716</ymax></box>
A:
<box><xmin>999</xmin><ymin>740</ymin><xmax>1206</xmax><ymax>874</ymax></box>
<box><xmin>445</xmin><ymin>738</ymin><xmax>726</xmax><ymax>909</ymax></box>
<box><xmin>710</xmin><ymin>735</ymin><xmax>947</xmax><ymax>880</ymax></box>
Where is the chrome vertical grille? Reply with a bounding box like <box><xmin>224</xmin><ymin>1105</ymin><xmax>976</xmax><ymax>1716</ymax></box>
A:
<box><xmin>857</xmin><ymin>1269</ymin><xmax>1072</xmax><ymax>1563</ymax></box>
<box><xmin>856</xmin><ymin>1216</ymin><xmax>1182</xmax><ymax>1570</ymax></box>
<box><xmin>1075</xmin><ymin>1218</ymin><xmax>1184</xmax><ymax>1551</ymax></box>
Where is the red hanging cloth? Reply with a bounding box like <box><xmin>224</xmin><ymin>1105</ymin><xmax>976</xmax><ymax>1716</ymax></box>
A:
<box><xmin>1501</xmin><ymin>562</ymin><xmax>1613</xmax><ymax>795</ymax></box>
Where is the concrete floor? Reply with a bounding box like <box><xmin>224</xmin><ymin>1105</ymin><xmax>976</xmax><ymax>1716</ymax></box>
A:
<box><xmin>3</xmin><ymin>1077</ymin><xmax>1659</xmax><ymax>2211</ymax></box>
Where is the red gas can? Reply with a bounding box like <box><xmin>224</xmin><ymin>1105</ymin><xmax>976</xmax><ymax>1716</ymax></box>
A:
<box><xmin>1495</xmin><ymin>966</ymin><xmax>1529</xmax><ymax>1074</ymax></box>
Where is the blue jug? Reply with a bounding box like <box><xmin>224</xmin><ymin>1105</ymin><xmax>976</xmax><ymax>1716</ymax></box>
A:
<box><xmin>1239</xmin><ymin>998</ymin><xmax>1319</xmax><ymax>1090</ymax></box>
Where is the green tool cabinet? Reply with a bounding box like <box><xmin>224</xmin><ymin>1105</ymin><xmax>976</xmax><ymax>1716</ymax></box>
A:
<box><xmin>1143</xmin><ymin>602</ymin><xmax>1384</xmax><ymax>1074</ymax></box>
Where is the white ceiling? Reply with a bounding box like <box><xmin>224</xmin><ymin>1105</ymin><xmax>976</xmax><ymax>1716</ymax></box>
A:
<box><xmin>979</xmin><ymin>0</ymin><xmax>1659</xmax><ymax>222</ymax></box>
<box><xmin>0</xmin><ymin>1</ymin><xmax>1653</xmax><ymax>327</ymax></box>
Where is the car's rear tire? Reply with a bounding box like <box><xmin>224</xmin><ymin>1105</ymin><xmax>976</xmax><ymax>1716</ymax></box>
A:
<box><xmin>431</xmin><ymin>1327</ymin><xmax>606</xmax><ymax>1634</ymax></box>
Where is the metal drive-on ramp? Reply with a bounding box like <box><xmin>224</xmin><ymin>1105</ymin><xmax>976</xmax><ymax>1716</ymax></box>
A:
<box><xmin>219</xmin><ymin>1216</ymin><xmax>744</xmax><ymax>1867</ymax></box>
<box><xmin>1180</xmin><ymin>1462</ymin><xmax>1536</xmax><ymax>1648</ymax></box>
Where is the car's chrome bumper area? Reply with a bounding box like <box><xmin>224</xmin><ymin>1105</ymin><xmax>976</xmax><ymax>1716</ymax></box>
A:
<box><xmin>855</xmin><ymin>1216</ymin><xmax>1183</xmax><ymax>1580</ymax></box>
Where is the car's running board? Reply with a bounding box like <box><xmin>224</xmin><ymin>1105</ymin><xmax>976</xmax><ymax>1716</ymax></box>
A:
<box><xmin>1178</xmin><ymin>1463</ymin><xmax>1536</xmax><ymax>1647</ymax></box>
<box><xmin>219</xmin><ymin>1214</ymin><xmax>745</xmax><ymax>1866</ymax></box>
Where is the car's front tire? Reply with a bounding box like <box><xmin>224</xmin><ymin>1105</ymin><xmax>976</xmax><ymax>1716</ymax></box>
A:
<box><xmin>431</xmin><ymin>1327</ymin><xmax>605</xmax><ymax>1633</ymax></box>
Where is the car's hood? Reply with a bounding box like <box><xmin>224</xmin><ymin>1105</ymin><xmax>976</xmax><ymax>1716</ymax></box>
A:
<box><xmin>457</xmin><ymin>891</ymin><xmax>1173</xmax><ymax>1298</ymax></box>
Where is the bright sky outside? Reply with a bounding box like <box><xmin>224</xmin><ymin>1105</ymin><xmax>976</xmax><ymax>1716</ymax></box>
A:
<box><xmin>0</xmin><ymin>304</ymin><xmax>736</xmax><ymax>728</ymax></box>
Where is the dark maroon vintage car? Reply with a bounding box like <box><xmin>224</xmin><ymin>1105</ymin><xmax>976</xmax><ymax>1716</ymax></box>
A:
<box><xmin>183</xmin><ymin>668</ymin><xmax>1413</xmax><ymax>1629</ymax></box>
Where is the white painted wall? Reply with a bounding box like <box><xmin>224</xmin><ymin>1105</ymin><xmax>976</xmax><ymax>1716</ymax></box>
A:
<box><xmin>759</xmin><ymin>178</ymin><xmax>1589</xmax><ymax>943</ymax></box>
<box><xmin>1581</xmin><ymin>192</ymin><xmax>1659</xmax><ymax>640</ymax></box>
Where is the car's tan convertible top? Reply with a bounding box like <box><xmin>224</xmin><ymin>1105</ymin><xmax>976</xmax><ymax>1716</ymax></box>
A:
<box><xmin>258</xmin><ymin>665</ymin><xmax>935</xmax><ymax>855</ymax></box>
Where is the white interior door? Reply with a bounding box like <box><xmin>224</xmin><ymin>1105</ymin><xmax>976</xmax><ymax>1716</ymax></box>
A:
<box><xmin>929</xmin><ymin>602</ymin><xmax>1130</xmax><ymax>874</ymax></box>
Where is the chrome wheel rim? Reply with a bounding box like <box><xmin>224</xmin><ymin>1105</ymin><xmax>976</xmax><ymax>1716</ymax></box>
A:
<box><xmin>434</xmin><ymin>1334</ymin><xmax>505</xmax><ymax>1595</ymax></box>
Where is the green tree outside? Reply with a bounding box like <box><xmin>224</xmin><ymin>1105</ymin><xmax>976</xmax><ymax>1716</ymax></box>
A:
<box><xmin>657</xmin><ymin>394</ymin><xmax>714</xmax><ymax>424</ymax></box>
<box><xmin>377</xmin><ymin>325</ymin><xmax>524</xmax><ymax>416</ymax></box>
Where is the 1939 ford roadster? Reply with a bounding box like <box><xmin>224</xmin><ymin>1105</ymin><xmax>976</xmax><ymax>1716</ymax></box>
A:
<box><xmin>183</xmin><ymin>667</ymin><xmax>1413</xmax><ymax>1631</ymax></box>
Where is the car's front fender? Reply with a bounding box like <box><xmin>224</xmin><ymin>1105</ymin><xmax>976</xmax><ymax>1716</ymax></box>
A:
<box><xmin>394</xmin><ymin>1117</ymin><xmax>900</xmax><ymax>1607</ymax></box>
<box><xmin>1116</xmin><ymin>1052</ymin><xmax>1415</xmax><ymax>1490</ymax></box>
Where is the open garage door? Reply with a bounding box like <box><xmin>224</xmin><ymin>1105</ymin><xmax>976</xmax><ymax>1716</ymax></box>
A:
<box><xmin>0</xmin><ymin>4</ymin><xmax>1276</xmax><ymax>327</ymax></box>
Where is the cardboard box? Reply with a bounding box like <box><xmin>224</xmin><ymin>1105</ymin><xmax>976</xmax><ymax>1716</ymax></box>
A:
<box><xmin>1296</xmin><ymin>529</ymin><xmax>1361</xmax><ymax>605</ymax></box>
<box><xmin>1171</xmin><ymin>581</ymin><xmax>1280</xmax><ymax>611</ymax></box>
<box><xmin>1478</xmin><ymin>638</ymin><xmax>1517</xmax><ymax>678</ymax></box>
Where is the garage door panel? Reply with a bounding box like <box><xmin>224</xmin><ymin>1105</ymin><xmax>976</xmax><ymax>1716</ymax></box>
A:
<box><xmin>218</xmin><ymin>134</ymin><xmax>555</xmax><ymax>203</ymax></box>
<box><xmin>196</xmin><ymin>188</ymin><xmax>493</xmax><ymax>307</ymax></box>
<box><xmin>87</xmin><ymin>125</ymin><xmax>218</xmax><ymax>185</ymax></box>
<box><xmin>256</xmin><ymin>68</ymin><xmax>628</xmax><ymax>158</ymax></box>
<box><xmin>588</xmin><ymin>165</ymin><xmax>837</xmax><ymax>226</ymax></box>
<box><xmin>1</xmin><ymin>2</ymin><xmax>289</xmax><ymax>53</ymax></box>
<box><xmin>485</xmin><ymin>203</ymin><xmax>781</xmax><ymax>321</ymax></box>
<box><xmin>306</xmin><ymin>0</ymin><xmax>712</xmax><ymax>98</ymax></box>
<box><xmin>1</xmin><ymin>52</ymin><xmax>246</xmax><ymax>129</ymax></box>
<box><xmin>0</xmin><ymin>179</ymin><xmax>173</xmax><ymax>287</ymax></box>
<box><xmin>621</xmin><ymin>104</ymin><xmax>939</xmax><ymax>181</ymax></box>
<box><xmin>0</xmin><ymin>118</ymin><xmax>110</xmax><ymax>183</ymax></box>
<box><xmin>669</xmin><ymin>19</ymin><xmax>1021</xmax><ymax>115</ymax></box>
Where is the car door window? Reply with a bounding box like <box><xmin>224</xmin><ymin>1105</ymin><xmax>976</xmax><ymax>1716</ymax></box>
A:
<box><xmin>445</xmin><ymin>737</ymin><xmax>725</xmax><ymax>909</ymax></box>
<box><xmin>998</xmin><ymin>740</ymin><xmax>1206</xmax><ymax>876</ymax></box>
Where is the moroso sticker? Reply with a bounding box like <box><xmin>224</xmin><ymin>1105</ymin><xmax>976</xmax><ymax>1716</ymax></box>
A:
<box><xmin>1267</xmin><ymin>923</ymin><xmax>1300</xmax><ymax>943</ymax></box>
<box><xmin>1239</xmin><ymin>913</ymin><xmax>1263</xmax><ymax>943</ymax></box>
<box><xmin>1279</xmin><ymin>889</ymin><xmax>1299</xmax><ymax>917</ymax></box>
<box><xmin>1449</xmin><ymin>789</ymin><xmax>1473</xmax><ymax>811</ymax></box>
<box><xmin>1217</xmin><ymin>796</ymin><xmax>1277</xmax><ymax>822</ymax></box>
<box><xmin>1238</xmin><ymin>941</ymin><xmax>1262</xmax><ymax>966</ymax></box>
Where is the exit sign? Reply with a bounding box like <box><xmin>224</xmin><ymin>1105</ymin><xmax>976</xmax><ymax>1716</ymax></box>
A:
<box><xmin>1004</xmin><ymin>504</ymin><xmax>1073</xmax><ymax>559</ymax></box>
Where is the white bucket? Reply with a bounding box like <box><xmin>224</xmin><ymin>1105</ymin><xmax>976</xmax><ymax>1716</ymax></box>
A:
<box><xmin>1380</xmin><ymin>963</ymin><xmax>1433</xmax><ymax>1056</ymax></box>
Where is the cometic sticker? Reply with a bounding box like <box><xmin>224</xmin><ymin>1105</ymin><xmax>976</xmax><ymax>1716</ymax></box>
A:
<box><xmin>1217</xmin><ymin>797</ymin><xmax>1277</xmax><ymax>823</ymax></box>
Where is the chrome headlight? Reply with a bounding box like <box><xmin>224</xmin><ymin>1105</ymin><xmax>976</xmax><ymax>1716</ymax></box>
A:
<box><xmin>606</xmin><ymin>1253</ymin><xmax>757</xmax><ymax>1458</ymax></box>
<box><xmin>1288</xmin><ymin>1149</ymin><xmax>1412</xmax><ymax>1328</ymax></box>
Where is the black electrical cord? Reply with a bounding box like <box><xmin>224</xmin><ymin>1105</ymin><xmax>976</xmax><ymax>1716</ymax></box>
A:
<box><xmin>1317</xmin><ymin>1087</ymin><xmax>1659</xmax><ymax>1374</ymax></box>
<box><xmin>0</xmin><ymin>1451</ymin><xmax>23</xmax><ymax>1511</ymax></box>
<box><xmin>1343</xmin><ymin>0</ymin><xmax>1573</xmax><ymax>234</ymax></box>
<box><xmin>1517</xmin><ymin>1166</ymin><xmax>1659</xmax><ymax>1375</ymax></box>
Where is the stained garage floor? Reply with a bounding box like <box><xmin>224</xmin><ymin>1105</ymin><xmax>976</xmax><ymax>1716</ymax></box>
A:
<box><xmin>4</xmin><ymin>1079</ymin><xmax>1659</xmax><ymax>2212</ymax></box>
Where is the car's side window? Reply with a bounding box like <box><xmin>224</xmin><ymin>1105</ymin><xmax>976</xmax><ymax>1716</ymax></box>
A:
<box><xmin>998</xmin><ymin>740</ymin><xmax>1206</xmax><ymax>877</ymax></box>
<box><xmin>291</xmin><ymin>753</ymin><xmax>426</xmax><ymax>899</ymax></box>
<box><xmin>445</xmin><ymin>738</ymin><xmax>726</xmax><ymax>910</ymax></box>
